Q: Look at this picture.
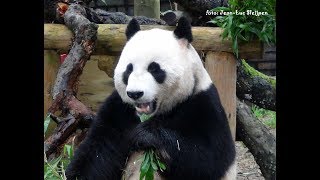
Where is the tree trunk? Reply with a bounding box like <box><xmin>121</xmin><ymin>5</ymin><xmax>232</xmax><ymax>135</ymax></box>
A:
<box><xmin>236</xmin><ymin>99</ymin><xmax>276</xmax><ymax>180</ymax></box>
<box><xmin>237</xmin><ymin>59</ymin><xmax>276</xmax><ymax>111</ymax></box>
<box><xmin>44</xmin><ymin>3</ymin><xmax>97</xmax><ymax>159</ymax></box>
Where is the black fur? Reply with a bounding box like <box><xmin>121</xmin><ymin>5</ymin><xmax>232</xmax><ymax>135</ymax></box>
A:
<box><xmin>66</xmin><ymin>91</ymin><xmax>139</xmax><ymax>180</ymax></box>
<box><xmin>66</xmin><ymin>84</ymin><xmax>235</xmax><ymax>180</ymax></box>
<box><xmin>125</xmin><ymin>18</ymin><xmax>140</xmax><ymax>40</ymax></box>
<box><xmin>173</xmin><ymin>17</ymin><xmax>193</xmax><ymax>43</ymax></box>
<box><xmin>148</xmin><ymin>62</ymin><xmax>166</xmax><ymax>84</ymax></box>
<box><xmin>122</xmin><ymin>63</ymin><xmax>133</xmax><ymax>85</ymax></box>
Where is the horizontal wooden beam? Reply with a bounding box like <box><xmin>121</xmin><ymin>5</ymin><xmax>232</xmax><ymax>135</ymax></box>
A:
<box><xmin>44</xmin><ymin>24</ymin><xmax>262</xmax><ymax>59</ymax></box>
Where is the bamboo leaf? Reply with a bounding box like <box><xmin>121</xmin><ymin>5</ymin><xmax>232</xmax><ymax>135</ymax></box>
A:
<box><xmin>208</xmin><ymin>0</ymin><xmax>275</xmax><ymax>55</ymax></box>
<box><xmin>212</xmin><ymin>7</ymin><xmax>230</xmax><ymax>12</ymax></box>
<box><xmin>140</xmin><ymin>114</ymin><xmax>151</xmax><ymax>122</ymax></box>
<box><xmin>100</xmin><ymin>0</ymin><xmax>107</xmax><ymax>6</ymax></box>
<box><xmin>233</xmin><ymin>37</ymin><xmax>238</xmax><ymax>58</ymax></box>
<box><xmin>44</xmin><ymin>114</ymin><xmax>51</xmax><ymax>134</ymax></box>
<box><xmin>140</xmin><ymin>152</ymin><xmax>151</xmax><ymax>180</ymax></box>
<box><xmin>145</xmin><ymin>165</ymin><xmax>154</xmax><ymax>180</ymax></box>
<box><xmin>208</xmin><ymin>20</ymin><xmax>218</xmax><ymax>24</ymax></box>
<box><xmin>151</xmin><ymin>161</ymin><xmax>158</xmax><ymax>171</ymax></box>
<box><xmin>157</xmin><ymin>160</ymin><xmax>166</xmax><ymax>171</ymax></box>
<box><xmin>49</xmin><ymin>155</ymin><xmax>62</xmax><ymax>169</ymax></box>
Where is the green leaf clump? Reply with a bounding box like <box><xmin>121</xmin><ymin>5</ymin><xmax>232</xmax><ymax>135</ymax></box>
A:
<box><xmin>44</xmin><ymin>144</ymin><xmax>74</xmax><ymax>180</ymax></box>
<box><xmin>140</xmin><ymin>149</ymin><xmax>166</xmax><ymax>180</ymax></box>
<box><xmin>140</xmin><ymin>114</ymin><xmax>152</xmax><ymax>122</ymax></box>
<box><xmin>44</xmin><ymin>116</ymin><xmax>75</xmax><ymax>180</ymax></box>
<box><xmin>209</xmin><ymin>0</ymin><xmax>276</xmax><ymax>57</ymax></box>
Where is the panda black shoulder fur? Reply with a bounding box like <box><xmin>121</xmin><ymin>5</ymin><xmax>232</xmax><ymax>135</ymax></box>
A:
<box><xmin>66</xmin><ymin>17</ymin><xmax>236</xmax><ymax>180</ymax></box>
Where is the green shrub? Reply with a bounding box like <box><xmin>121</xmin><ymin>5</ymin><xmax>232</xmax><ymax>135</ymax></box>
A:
<box><xmin>209</xmin><ymin>0</ymin><xmax>276</xmax><ymax>57</ymax></box>
<box><xmin>44</xmin><ymin>114</ymin><xmax>74</xmax><ymax>180</ymax></box>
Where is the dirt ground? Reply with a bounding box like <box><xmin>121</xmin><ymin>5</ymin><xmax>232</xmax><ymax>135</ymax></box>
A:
<box><xmin>236</xmin><ymin>141</ymin><xmax>264</xmax><ymax>180</ymax></box>
<box><xmin>236</xmin><ymin>128</ymin><xmax>276</xmax><ymax>179</ymax></box>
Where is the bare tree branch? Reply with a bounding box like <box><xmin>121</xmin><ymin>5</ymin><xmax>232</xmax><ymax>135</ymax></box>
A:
<box><xmin>45</xmin><ymin>3</ymin><xmax>97</xmax><ymax>159</ymax></box>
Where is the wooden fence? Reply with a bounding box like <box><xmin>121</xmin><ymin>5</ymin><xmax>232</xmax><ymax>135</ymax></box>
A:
<box><xmin>44</xmin><ymin>24</ymin><xmax>263</xmax><ymax>139</ymax></box>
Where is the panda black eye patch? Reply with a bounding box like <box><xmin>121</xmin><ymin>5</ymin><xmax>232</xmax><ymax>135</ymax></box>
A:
<box><xmin>148</xmin><ymin>62</ymin><xmax>166</xmax><ymax>83</ymax></box>
<box><xmin>122</xmin><ymin>63</ymin><xmax>133</xmax><ymax>85</ymax></box>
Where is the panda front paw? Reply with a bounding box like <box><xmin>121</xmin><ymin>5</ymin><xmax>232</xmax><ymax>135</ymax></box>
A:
<box><xmin>128</xmin><ymin>122</ymin><xmax>162</xmax><ymax>150</ymax></box>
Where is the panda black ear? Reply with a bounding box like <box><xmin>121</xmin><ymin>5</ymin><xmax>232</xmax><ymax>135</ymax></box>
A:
<box><xmin>126</xmin><ymin>18</ymin><xmax>140</xmax><ymax>40</ymax></box>
<box><xmin>173</xmin><ymin>17</ymin><xmax>193</xmax><ymax>43</ymax></box>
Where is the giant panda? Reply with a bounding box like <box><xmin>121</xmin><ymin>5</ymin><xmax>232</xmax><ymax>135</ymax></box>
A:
<box><xmin>66</xmin><ymin>17</ymin><xmax>236</xmax><ymax>180</ymax></box>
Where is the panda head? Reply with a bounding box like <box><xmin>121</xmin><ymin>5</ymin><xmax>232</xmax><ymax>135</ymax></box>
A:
<box><xmin>114</xmin><ymin>17</ymin><xmax>212</xmax><ymax>116</ymax></box>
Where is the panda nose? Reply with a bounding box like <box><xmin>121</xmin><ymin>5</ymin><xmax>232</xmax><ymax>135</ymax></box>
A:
<box><xmin>127</xmin><ymin>91</ymin><xmax>144</xmax><ymax>100</ymax></box>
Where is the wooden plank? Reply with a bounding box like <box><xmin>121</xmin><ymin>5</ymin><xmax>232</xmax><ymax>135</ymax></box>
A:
<box><xmin>44</xmin><ymin>24</ymin><xmax>262</xmax><ymax>59</ymax></box>
<box><xmin>257</xmin><ymin>62</ymin><xmax>276</xmax><ymax>70</ymax></box>
<box><xmin>205</xmin><ymin>51</ymin><xmax>237</xmax><ymax>140</ymax></box>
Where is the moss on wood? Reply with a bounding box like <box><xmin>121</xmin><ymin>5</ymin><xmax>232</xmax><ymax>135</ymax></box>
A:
<box><xmin>241</xmin><ymin>59</ymin><xmax>276</xmax><ymax>88</ymax></box>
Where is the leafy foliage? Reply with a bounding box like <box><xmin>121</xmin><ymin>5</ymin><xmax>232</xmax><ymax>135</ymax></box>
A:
<box><xmin>251</xmin><ymin>105</ymin><xmax>276</xmax><ymax>129</ymax></box>
<box><xmin>140</xmin><ymin>150</ymin><xmax>166</xmax><ymax>180</ymax></box>
<box><xmin>44</xmin><ymin>144</ymin><xmax>74</xmax><ymax>180</ymax></box>
<box><xmin>44</xmin><ymin>116</ymin><xmax>74</xmax><ymax>180</ymax></box>
<box><xmin>140</xmin><ymin>114</ymin><xmax>152</xmax><ymax>122</ymax></box>
<box><xmin>44</xmin><ymin>114</ymin><xmax>51</xmax><ymax>134</ymax></box>
<box><xmin>209</xmin><ymin>0</ymin><xmax>276</xmax><ymax>57</ymax></box>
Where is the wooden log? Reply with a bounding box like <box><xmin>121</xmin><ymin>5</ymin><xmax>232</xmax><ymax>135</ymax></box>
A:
<box><xmin>45</xmin><ymin>115</ymin><xmax>79</xmax><ymax>159</ymax></box>
<box><xmin>205</xmin><ymin>52</ymin><xmax>237</xmax><ymax>140</ymax></box>
<box><xmin>237</xmin><ymin>60</ymin><xmax>276</xmax><ymax>111</ymax></box>
<box><xmin>44</xmin><ymin>24</ymin><xmax>262</xmax><ymax>59</ymax></box>
<box><xmin>236</xmin><ymin>99</ymin><xmax>276</xmax><ymax>180</ymax></box>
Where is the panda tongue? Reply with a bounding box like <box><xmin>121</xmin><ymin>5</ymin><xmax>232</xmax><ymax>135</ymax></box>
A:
<box><xmin>140</xmin><ymin>103</ymin><xmax>150</xmax><ymax>113</ymax></box>
<box><xmin>137</xmin><ymin>103</ymin><xmax>150</xmax><ymax>113</ymax></box>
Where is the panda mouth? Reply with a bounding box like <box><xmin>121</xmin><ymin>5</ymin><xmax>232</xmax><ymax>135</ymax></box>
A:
<box><xmin>134</xmin><ymin>99</ymin><xmax>157</xmax><ymax>115</ymax></box>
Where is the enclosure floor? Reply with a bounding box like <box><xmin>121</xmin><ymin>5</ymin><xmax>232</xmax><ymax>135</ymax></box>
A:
<box><xmin>236</xmin><ymin>141</ymin><xmax>264</xmax><ymax>180</ymax></box>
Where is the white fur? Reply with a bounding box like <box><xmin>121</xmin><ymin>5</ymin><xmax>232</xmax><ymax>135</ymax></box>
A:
<box><xmin>114</xmin><ymin>28</ymin><xmax>212</xmax><ymax>115</ymax></box>
<box><xmin>221</xmin><ymin>160</ymin><xmax>237</xmax><ymax>180</ymax></box>
<box><xmin>116</xmin><ymin>27</ymin><xmax>235</xmax><ymax>180</ymax></box>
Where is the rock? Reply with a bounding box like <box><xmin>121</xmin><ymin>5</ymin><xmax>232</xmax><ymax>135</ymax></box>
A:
<box><xmin>94</xmin><ymin>55</ymin><xmax>118</xmax><ymax>78</ymax></box>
